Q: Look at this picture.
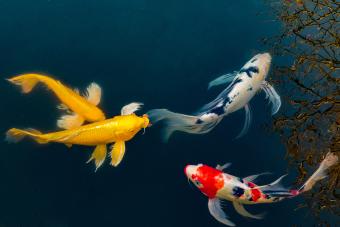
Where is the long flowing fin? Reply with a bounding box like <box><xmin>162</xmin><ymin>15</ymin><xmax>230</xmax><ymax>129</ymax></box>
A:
<box><xmin>7</xmin><ymin>74</ymin><xmax>41</xmax><ymax>93</ymax></box>
<box><xmin>299</xmin><ymin>152</ymin><xmax>338</xmax><ymax>193</ymax></box>
<box><xmin>261</xmin><ymin>81</ymin><xmax>281</xmax><ymax>115</ymax></box>
<box><xmin>121</xmin><ymin>102</ymin><xmax>143</xmax><ymax>115</ymax></box>
<box><xmin>110</xmin><ymin>141</ymin><xmax>126</xmax><ymax>167</ymax></box>
<box><xmin>87</xmin><ymin>144</ymin><xmax>107</xmax><ymax>172</ymax></box>
<box><xmin>208</xmin><ymin>72</ymin><xmax>238</xmax><ymax>90</ymax></box>
<box><xmin>243</xmin><ymin>172</ymin><xmax>272</xmax><ymax>183</ymax></box>
<box><xmin>232</xmin><ymin>202</ymin><xmax>265</xmax><ymax>219</ymax></box>
<box><xmin>57</xmin><ymin>113</ymin><xmax>85</xmax><ymax>130</ymax></box>
<box><xmin>208</xmin><ymin>198</ymin><xmax>235</xmax><ymax>226</ymax></box>
<box><xmin>6</xmin><ymin>128</ymin><xmax>47</xmax><ymax>144</ymax></box>
<box><xmin>147</xmin><ymin>109</ymin><xmax>221</xmax><ymax>142</ymax></box>
<box><xmin>235</xmin><ymin>103</ymin><xmax>251</xmax><ymax>139</ymax></box>
<box><xmin>254</xmin><ymin>174</ymin><xmax>288</xmax><ymax>191</ymax></box>
<box><xmin>84</xmin><ymin>83</ymin><xmax>102</xmax><ymax>106</ymax></box>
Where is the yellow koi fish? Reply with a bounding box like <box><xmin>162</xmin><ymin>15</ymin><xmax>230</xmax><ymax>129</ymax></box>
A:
<box><xmin>6</xmin><ymin>103</ymin><xmax>150</xmax><ymax>171</ymax></box>
<box><xmin>8</xmin><ymin>73</ymin><xmax>105</xmax><ymax>129</ymax></box>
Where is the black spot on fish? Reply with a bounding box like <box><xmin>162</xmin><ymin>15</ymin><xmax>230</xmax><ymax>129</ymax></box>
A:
<box><xmin>225</xmin><ymin>96</ymin><xmax>232</xmax><ymax>104</ymax></box>
<box><xmin>251</xmin><ymin>58</ymin><xmax>257</xmax><ymax>63</ymax></box>
<box><xmin>210</xmin><ymin>106</ymin><xmax>225</xmax><ymax>115</ymax></box>
<box><xmin>232</xmin><ymin>186</ymin><xmax>244</xmax><ymax>197</ymax></box>
<box><xmin>196</xmin><ymin>119</ymin><xmax>204</xmax><ymax>124</ymax></box>
<box><xmin>273</xmin><ymin>197</ymin><xmax>280</xmax><ymax>202</ymax></box>
<box><xmin>240</xmin><ymin>66</ymin><xmax>259</xmax><ymax>78</ymax></box>
<box><xmin>234</xmin><ymin>78</ymin><xmax>243</xmax><ymax>84</ymax></box>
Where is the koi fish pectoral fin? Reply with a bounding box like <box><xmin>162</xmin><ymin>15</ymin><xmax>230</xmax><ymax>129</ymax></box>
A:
<box><xmin>57</xmin><ymin>113</ymin><xmax>85</xmax><ymax>130</ymax></box>
<box><xmin>235</xmin><ymin>103</ymin><xmax>252</xmax><ymax>139</ymax></box>
<box><xmin>208</xmin><ymin>198</ymin><xmax>235</xmax><ymax>227</ymax></box>
<box><xmin>84</xmin><ymin>83</ymin><xmax>102</xmax><ymax>106</ymax></box>
<box><xmin>261</xmin><ymin>81</ymin><xmax>281</xmax><ymax>115</ymax></box>
<box><xmin>110</xmin><ymin>141</ymin><xmax>126</xmax><ymax>167</ymax></box>
<box><xmin>208</xmin><ymin>71</ymin><xmax>238</xmax><ymax>90</ymax></box>
<box><xmin>121</xmin><ymin>102</ymin><xmax>143</xmax><ymax>115</ymax></box>
<box><xmin>232</xmin><ymin>202</ymin><xmax>265</xmax><ymax>219</ymax></box>
<box><xmin>87</xmin><ymin>144</ymin><xmax>107</xmax><ymax>171</ymax></box>
<box><xmin>216</xmin><ymin>163</ymin><xmax>232</xmax><ymax>171</ymax></box>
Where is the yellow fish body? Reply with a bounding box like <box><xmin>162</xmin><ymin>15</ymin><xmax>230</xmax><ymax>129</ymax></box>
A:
<box><xmin>8</xmin><ymin>73</ymin><xmax>105</xmax><ymax>129</ymax></box>
<box><xmin>6</xmin><ymin>103</ymin><xmax>150</xmax><ymax>170</ymax></box>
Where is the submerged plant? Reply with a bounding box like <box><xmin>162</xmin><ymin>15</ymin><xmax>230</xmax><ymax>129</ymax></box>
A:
<box><xmin>266</xmin><ymin>0</ymin><xmax>339</xmax><ymax>220</ymax></box>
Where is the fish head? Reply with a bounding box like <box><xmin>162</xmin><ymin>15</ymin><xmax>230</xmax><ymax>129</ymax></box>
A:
<box><xmin>184</xmin><ymin>164</ymin><xmax>224</xmax><ymax>198</ymax></box>
<box><xmin>241</xmin><ymin>53</ymin><xmax>272</xmax><ymax>82</ymax></box>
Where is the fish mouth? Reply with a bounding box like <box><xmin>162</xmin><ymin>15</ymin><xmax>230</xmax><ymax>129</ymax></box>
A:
<box><xmin>184</xmin><ymin>164</ymin><xmax>197</xmax><ymax>178</ymax></box>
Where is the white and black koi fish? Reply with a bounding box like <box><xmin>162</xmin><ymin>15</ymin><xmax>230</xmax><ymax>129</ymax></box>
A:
<box><xmin>148</xmin><ymin>53</ymin><xmax>281</xmax><ymax>141</ymax></box>
<box><xmin>185</xmin><ymin>152</ymin><xmax>338</xmax><ymax>226</ymax></box>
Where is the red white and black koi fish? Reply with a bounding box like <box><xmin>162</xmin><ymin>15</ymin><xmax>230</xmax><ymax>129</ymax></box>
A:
<box><xmin>184</xmin><ymin>152</ymin><xmax>338</xmax><ymax>226</ymax></box>
<box><xmin>148</xmin><ymin>53</ymin><xmax>280</xmax><ymax>141</ymax></box>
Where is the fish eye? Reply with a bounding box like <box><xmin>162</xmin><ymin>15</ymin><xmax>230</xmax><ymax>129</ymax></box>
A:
<box><xmin>194</xmin><ymin>180</ymin><xmax>202</xmax><ymax>187</ymax></box>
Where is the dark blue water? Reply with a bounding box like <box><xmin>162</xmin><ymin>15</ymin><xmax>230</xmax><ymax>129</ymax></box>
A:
<box><xmin>0</xmin><ymin>0</ymin><xmax>316</xmax><ymax>226</ymax></box>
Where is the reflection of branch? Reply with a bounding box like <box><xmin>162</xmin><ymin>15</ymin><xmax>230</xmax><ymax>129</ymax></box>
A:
<box><xmin>290</xmin><ymin>77</ymin><xmax>322</xmax><ymax>97</ymax></box>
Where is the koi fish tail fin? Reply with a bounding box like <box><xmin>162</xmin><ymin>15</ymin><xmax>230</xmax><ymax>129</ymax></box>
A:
<box><xmin>7</xmin><ymin>74</ymin><xmax>42</xmax><ymax>93</ymax></box>
<box><xmin>299</xmin><ymin>152</ymin><xmax>338</xmax><ymax>193</ymax></box>
<box><xmin>147</xmin><ymin>109</ymin><xmax>220</xmax><ymax>142</ymax></box>
<box><xmin>6</xmin><ymin>128</ymin><xmax>48</xmax><ymax>144</ymax></box>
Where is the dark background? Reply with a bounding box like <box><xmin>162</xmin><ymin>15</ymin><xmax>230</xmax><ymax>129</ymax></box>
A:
<box><xmin>0</xmin><ymin>0</ymin><xmax>316</xmax><ymax>226</ymax></box>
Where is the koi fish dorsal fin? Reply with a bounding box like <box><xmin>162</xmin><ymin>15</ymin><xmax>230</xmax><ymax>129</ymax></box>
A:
<box><xmin>243</xmin><ymin>172</ymin><xmax>272</xmax><ymax>183</ymax></box>
<box><xmin>254</xmin><ymin>174</ymin><xmax>288</xmax><ymax>193</ymax></box>
<box><xmin>50</xmin><ymin>131</ymin><xmax>80</xmax><ymax>142</ymax></box>
<box><xmin>57</xmin><ymin>113</ymin><xmax>85</xmax><ymax>130</ymax></box>
<box><xmin>232</xmin><ymin>202</ymin><xmax>265</xmax><ymax>219</ymax></box>
<box><xmin>208</xmin><ymin>198</ymin><xmax>235</xmax><ymax>226</ymax></box>
<box><xmin>110</xmin><ymin>141</ymin><xmax>126</xmax><ymax>167</ymax></box>
<box><xmin>121</xmin><ymin>102</ymin><xmax>143</xmax><ymax>115</ymax></box>
<box><xmin>84</xmin><ymin>83</ymin><xmax>102</xmax><ymax>106</ymax></box>
<box><xmin>87</xmin><ymin>144</ymin><xmax>107</xmax><ymax>172</ymax></box>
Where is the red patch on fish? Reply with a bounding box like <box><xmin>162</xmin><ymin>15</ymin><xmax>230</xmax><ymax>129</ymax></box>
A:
<box><xmin>247</xmin><ymin>181</ymin><xmax>262</xmax><ymax>202</ymax></box>
<box><xmin>192</xmin><ymin>165</ymin><xmax>224</xmax><ymax>198</ymax></box>
<box><xmin>289</xmin><ymin>189</ymin><xmax>299</xmax><ymax>196</ymax></box>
